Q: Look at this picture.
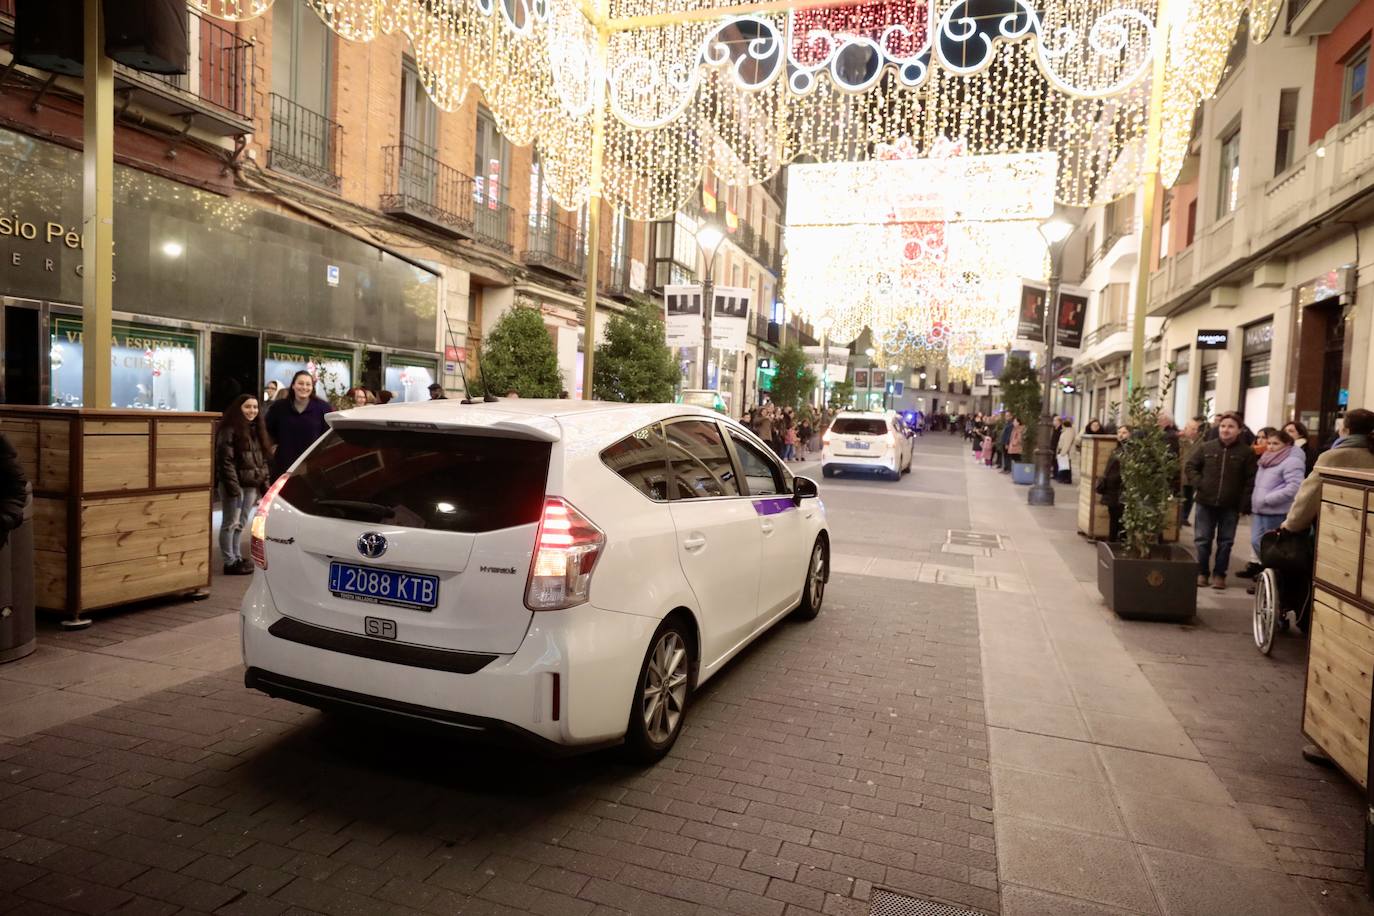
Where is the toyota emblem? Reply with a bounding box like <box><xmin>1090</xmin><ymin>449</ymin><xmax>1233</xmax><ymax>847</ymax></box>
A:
<box><xmin>357</xmin><ymin>532</ymin><xmax>388</xmax><ymax>559</ymax></box>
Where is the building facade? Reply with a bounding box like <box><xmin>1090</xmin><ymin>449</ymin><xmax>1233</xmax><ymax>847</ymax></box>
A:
<box><xmin>0</xmin><ymin>0</ymin><xmax>680</xmax><ymax>411</ymax></box>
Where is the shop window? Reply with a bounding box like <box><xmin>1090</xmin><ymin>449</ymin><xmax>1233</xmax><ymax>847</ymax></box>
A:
<box><xmin>1344</xmin><ymin>43</ymin><xmax>1369</xmax><ymax>123</ymax></box>
<box><xmin>264</xmin><ymin>342</ymin><xmax>354</xmax><ymax>402</ymax></box>
<box><xmin>383</xmin><ymin>355</ymin><xmax>440</xmax><ymax>403</ymax></box>
<box><xmin>50</xmin><ymin>316</ymin><xmax>202</xmax><ymax>411</ymax></box>
<box><xmin>1217</xmin><ymin>126</ymin><xmax>1241</xmax><ymax>220</ymax></box>
<box><xmin>1274</xmin><ymin>88</ymin><xmax>1299</xmax><ymax>176</ymax></box>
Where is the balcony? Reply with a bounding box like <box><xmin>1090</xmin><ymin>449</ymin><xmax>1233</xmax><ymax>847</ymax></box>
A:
<box><xmin>1288</xmin><ymin>0</ymin><xmax>1360</xmax><ymax>35</ymax></box>
<box><xmin>604</xmin><ymin>259</ymin><xmax>633</xmax><ymax>299</ymax></box>
<box><xmin>113</xmin><ymin>10</ymin><xmax>254</xmax><ymax>136</ymax></box>
<box><xmin>1081</xmin><ymin>322</ymin><xmax>1127</xmax><ymax>351</ymax></box>
<box><xmin>737</xmin><ymin>223</ymin><xmax>758</xmax><ymax>257</ymax></box>
<box><xmin>524</xmin><ymin>209</ymin><xmax>586</xmax><ymax>280</ymax></box>
<box><xmin>751</xmin><ymin>314</ymin><xmax>769</xmax><ymax>340</ymax></box>
<box><xmin>380</xmin><ymin>143</ymin><xmax>475</xmax><ymax>238</ymax></box>
<box><xmin>471</xmin><ymin>189</ymin><xmax>515</xmax><ymax>255</ymax></box>
<box><xmin>1148</xmin><ymin>101</ymin><xmax>1374</xmax><ymax>315</ymax></box>
<box><xmin>268</xmin><ymin>93</ymin><xmax>342</xmax><ymax>192</ymax></box>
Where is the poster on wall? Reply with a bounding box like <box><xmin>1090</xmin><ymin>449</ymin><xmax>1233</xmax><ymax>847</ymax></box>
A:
<box><xmin>664</xmin><ymin>284</ymin><xmax>703</xmax><ymax>348</ymax></box>
<box><xmin>711</xmin><ymin>285</ymin><xmax>750</xmax><ymax>351</ymax></box>
<box><xmin>49</xmin><ymin>316</ymin><xmax>201</xmax><ymax>410</ymax></box>
<box><xmin>853</xmin><ymin>368</ymin><xmax>870</xmax><ymax>389</ymax></box>
<box><xmin>1055</xmin><ymin>286</ymin><xmax>1089</xmax><ymax>356</ymax></box>
<box><xmin>1015</xmin><ymin>280</ymin><xmax>1048</xmax><ymax>347</ymax></box>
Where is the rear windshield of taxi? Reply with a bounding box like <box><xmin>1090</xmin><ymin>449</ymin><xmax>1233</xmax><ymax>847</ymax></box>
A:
<box><xmin>830</xmin><ymin>418</ymin><xmax>888</xmax><ymax>436</ymax></box>
<box><xmin>279</xmin><ymin>429</ymin><xmax>550</xmax><ymax>532</ymax></box>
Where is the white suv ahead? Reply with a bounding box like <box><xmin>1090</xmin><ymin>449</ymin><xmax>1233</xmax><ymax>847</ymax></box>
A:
<box><xmin>821</xmin><ymin>411</ymin><xmax>912</xmax><ymax>480</ymax></box>
<box><xmin>241</xmin><ymin>400</ymin><xmax>828</xmax><ymax>762</ymax></box>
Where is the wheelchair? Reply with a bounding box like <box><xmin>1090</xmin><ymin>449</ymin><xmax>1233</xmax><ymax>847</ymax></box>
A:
<box><xmin>1252</xmin><ymin>527</ymin><xmax>1314</xmax><ymax>655</ymax></box>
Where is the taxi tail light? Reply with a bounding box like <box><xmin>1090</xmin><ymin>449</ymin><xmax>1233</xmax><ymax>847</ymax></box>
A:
<box><xmin>822</xmin><ymin>431</ymin><xmax>833</xmax><ymax>445</ymax></box>
<box><xmin>525</xmin><ymin>497</ymin><xmax>604</xmax><ymax>611</ymax></box>
<box><xmin>886</xmin><ymin>432</ymin><xmax>897</xmax><ymax>447</ymax></box>
<box><xmin>250</xmin><ymin>474</ymin><xmax>289</xmax><ymax>570</ymax></box>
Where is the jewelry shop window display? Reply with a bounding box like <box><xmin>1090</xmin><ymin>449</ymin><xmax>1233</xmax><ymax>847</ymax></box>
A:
<box><xmin>49</xmin><ymin>315</ymin><xmax>201</xmax><ymax>410</ymax></box>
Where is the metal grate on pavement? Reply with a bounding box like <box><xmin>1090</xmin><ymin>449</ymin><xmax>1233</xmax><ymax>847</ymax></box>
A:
<box><xmin>869</xmin><ymin>888</ymin><xmax>986</xmax><ymax>916</ymax></box>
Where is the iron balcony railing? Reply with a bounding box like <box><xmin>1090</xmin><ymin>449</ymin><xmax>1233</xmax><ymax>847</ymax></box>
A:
<box><xmin>139</xmin><ymin>10</ymin><xmax>252</xmax><ymax>118</ymax></box>
<box><xmin>381</xmin><ymin>142</ymin><xmax>475</xmax><ymax>237</ymax></box>
<box><xmin>472</xmin><ymin>183</ymin><xmax>515</xmax><ymax>254</ymax></box>
<box><xmin>525</xmin><ymin>209</ymin><xmax>586</xmax><ymax>279</ymax></box>
<box><xmin>268</xmin><ymin>93</ymin><xmax>342</xmax><ymax>191</ymax></box>
<box><xmin>752</xmin><ymin>314</ymin><xmax>769</xmax><ymax>340</ymax></box>
<box><xmin>605</xmin><ymin>258</ymin><xmax>632</xmax><ymax>297</ymax></box>
<box><xmin>737</xmin><ymin>222</ymin><xmax>757</xmax><ymax>255</ymax></box>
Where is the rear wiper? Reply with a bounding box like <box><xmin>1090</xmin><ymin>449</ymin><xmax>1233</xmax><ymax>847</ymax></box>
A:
<box><xmin>313</xmin><ymin>498</ymin><xmax>394</xmax><ymax>520</ymax></box>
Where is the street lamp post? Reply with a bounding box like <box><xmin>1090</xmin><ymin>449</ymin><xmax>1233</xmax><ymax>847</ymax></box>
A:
<box><xmin>695</xmin><ymin>224</ymin><xmax>725</xmax><ymax>390</ymax></box>
<box><xmin>1028</xmin><ymin>215</ymin><xmax>1075</xmax><ymax>507</ymax></box>
<box><xmin>864</xmin><ymin>347</ymin><xmax>875</xmax><ymax>410</ymax></box>
<box><xmin>818</xmin><ymin>314</ymin><xmax>834</xmax><ymax>410</ymax></box>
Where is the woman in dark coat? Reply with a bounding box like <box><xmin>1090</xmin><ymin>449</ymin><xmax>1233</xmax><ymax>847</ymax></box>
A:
<box><xmin>216</xmin><ymin>394</ymin><xmax>270</xmax><ymax>574</ymax></box>
<box><xmin>265</xmin><ymin>370</ymin><xmax>332</xmax><ymax>480</ymax></box>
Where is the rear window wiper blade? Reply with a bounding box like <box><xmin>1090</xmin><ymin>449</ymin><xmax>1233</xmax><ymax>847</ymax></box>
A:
<box><xmin>312</xmin><ymin>497</ymin><xmax>394</xmax><ymax>519</ymax></box>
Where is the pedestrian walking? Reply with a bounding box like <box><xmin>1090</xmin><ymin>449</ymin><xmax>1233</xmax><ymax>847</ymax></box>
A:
<box><xmin>1284</xmin><ymin>419</ymin><xmax>1319</xmax><ymax>475</ymax></box>
<box><xmin>1006</xmin><ymin>418</ymin><xmax>1024</xmax><ymax>471</ymax></box>
<box><xmin>1185</xmin><ymin>412</ymin><xmax>1258</xmax><ymax>590</ymax></box>
<box><xmin>1237</xmin><ymin>427</ymin><xmax>1306</xmax><ymax>581</ymax></box>
<box><xmin>216</xmin><ymin>394</ymin><xmax>270</xmax><ymax>576</ymax></box>
<box><xmin>264</xmin><ymin>370</ymin><xmax>332</xmax><ymax>480</ymax></box>
<box><xmin>1055</xmin><ymin>418</ymin><xmax>1076</xmax><ymax>483</ymax></box>
<box><xmin>799</xmin><ymin>417</ymin><xmax>813</xmax><ymax>459</ymax></box>
<box><xmin>1284</xmin><ymin>409</ymin><xmax>1374</xmax><ymax>532</ymax></box>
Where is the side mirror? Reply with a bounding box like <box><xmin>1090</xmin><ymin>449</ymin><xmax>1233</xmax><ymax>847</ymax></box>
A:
<box><xmin>792</xmin><ymin>476</ymin><xmax>819</xmax><ymax>505</ymax></box>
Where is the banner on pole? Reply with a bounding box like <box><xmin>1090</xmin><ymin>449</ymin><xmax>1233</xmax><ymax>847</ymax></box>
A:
<box><xmin>803</xmin><ymin>345</ymin><xmax>850</xmax><ymax>388</ymax></box>
<box><xmin>1015</xmin><ymin>280</ymin><xmax>1047</xmax><ymax>348</ymax></box>
<box><xmin>664</xmin><ymin>284</ymin><xmax>703</xmax><ymax>348</ymax></box>
<box><xmin>1055</xmin><ymin>286</ymin><xmax>1088</xmax><ymax>357</ymax></box>
<box><xmin>710</xmin><ymin>286</ymin><xmax>750</xmax><ymax>351</ymax></box>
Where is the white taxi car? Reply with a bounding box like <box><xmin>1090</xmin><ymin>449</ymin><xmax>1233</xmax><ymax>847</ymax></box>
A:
<box><xmin>821</xmin><ymin>410</ymin><xmax>912</xmax><ymax>480</ymax></box>
<box><xmin>241</xmin><ymin>401</ymin><xmax>828</xmax><ymax>762</ymax></box>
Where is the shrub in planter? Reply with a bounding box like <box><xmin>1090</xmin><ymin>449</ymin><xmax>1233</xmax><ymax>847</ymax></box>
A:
<box><xmin>1098</xmin><ymin>370</ymin><xmax>1196</xmax><ymax>621</ymax></box>
<box><xmin>1000</xmin><ymin>355</ymin><xmax>1040</xmax><ymax>482</ymax></box>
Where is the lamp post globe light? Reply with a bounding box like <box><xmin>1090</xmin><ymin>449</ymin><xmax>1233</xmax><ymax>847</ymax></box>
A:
<box><xmin>695</xmin><ymin>222</ymin><xmax>726</xmax><ymax>389</ymax></box>
<box><xmin>1028</xmin><ymin>214</ymin><xmax>1075</xmax><ymax>508</ymax></box>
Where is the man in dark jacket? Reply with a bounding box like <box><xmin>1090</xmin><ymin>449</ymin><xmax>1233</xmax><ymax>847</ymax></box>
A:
<box><xmin>1185</xmin><ymin>412</ymin><xmax>1257</xmax><ymax>590</ymax></box>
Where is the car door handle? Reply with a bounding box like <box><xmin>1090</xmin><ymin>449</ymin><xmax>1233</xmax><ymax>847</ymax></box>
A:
<box><xmin>760</xmin><ymin>520</ymin><xmax>775</xmax><ymax>534</ymax></box>
<box><xmin>683</xmin><ymin>535</ymin><xmax>707</xmax><ymax>551</ymax></box>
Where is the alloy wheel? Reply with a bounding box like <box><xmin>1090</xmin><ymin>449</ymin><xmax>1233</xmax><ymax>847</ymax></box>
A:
<box><xmin>642</xmin><ymin>632</ymin><xmax>689</xmax><ymax>744</ymax></box>
<box><xmin>808</xmin><ymin>543</ymin><xmax>826</xmax><ymax>609</ymax></box>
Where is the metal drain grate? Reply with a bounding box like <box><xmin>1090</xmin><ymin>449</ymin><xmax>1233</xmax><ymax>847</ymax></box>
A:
<box><xmin>945</xmin><ymin>530</ymin><xmax>1004</xmax><ymax>550</ymax></box>
<box><xmin>869</xmin><ymin>888</ymin><xmax>984</xmax><ymax>916</ymax></box>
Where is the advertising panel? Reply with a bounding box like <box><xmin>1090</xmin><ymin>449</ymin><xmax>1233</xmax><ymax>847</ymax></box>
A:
<box><xmin>664</xmin><ymin>284</ymin><xmax>703</xmax><ymax>348</ymax></box>
<box><xmin>1055</xmin><ymin>286</ymin><xmax>1089</xmax><ymax>356</ymax></box>
<box><xmin>711</xmin><ymin>285</ymin><xmax>750</xmax><ymax>351</ymax></box>
<box><xmin>1015</xmin><ymin>280</ymin><xmax>1048</xmax><ymax>346</ymax></box>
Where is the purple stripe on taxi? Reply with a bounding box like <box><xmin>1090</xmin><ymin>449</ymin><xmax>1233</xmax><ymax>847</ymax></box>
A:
<box><xmin>752</xmin><ymin>497</ymin><xmax>794</xmax><ymax>516</ymax></box>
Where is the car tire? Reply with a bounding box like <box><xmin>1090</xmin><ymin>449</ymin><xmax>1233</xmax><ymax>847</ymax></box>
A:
<box><xmin>793</xmin><ymin>538</ymin><xmax>828</xmax><ymax>621</ymax></box>
<box><xmin>623</xmin><ymin>619</ymin><xmax>693</xmax><ymax>765</ymax></box>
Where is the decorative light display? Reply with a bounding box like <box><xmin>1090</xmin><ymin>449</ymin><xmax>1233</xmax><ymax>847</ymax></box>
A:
<box><xmin>784</xmin><ymin>143</ymin><xmax>1052</xmax><ymax>383</ymax></box>
<box><xmin>194</xmin><ymin>0</ymin><xmax>1286</xmax><ymax>222</ymax></box>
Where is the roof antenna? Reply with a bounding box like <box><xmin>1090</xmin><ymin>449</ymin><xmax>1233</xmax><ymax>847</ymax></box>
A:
<box><xmin>474</xmin><ymin>354</ymin><xmax>499</xmax><ymax>402</ymax></box>
<box><xmin>456</xmin><ymin>355</ymin><xmax>476</xmax><ymax>405</ymax></box>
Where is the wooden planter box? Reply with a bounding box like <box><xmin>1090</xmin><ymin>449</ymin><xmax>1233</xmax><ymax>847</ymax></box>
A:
<box><xmin>0</xmin><ymin>407</ymin><xmax>217</xmax><ymax>623</ymax></box>
<box><xmin>1077</xmin><ymin>435</ymin><xmax>1117</xmax><ymax>539</ymax></box>
<box><xmin>1096</xmin><ymin>541</ymin><xmax>1197</xmax><ymax>621</ymax></box>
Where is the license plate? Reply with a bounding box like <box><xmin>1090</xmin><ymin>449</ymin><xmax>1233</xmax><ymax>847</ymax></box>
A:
<box><xmin>846</xmin><ymin>440</ymin><xmax>871</xmax><ymax>450</ymax></box>
<box><xmin>328</xmin><ymin>561</ymin><xmax>439</xmax><ymax>611</ymax></box>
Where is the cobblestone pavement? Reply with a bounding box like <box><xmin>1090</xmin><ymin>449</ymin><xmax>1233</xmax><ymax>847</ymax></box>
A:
<box><xmin>0</xmin><ymin>440</ymin><xmax>996</xmax><ymax>916</ymax></box>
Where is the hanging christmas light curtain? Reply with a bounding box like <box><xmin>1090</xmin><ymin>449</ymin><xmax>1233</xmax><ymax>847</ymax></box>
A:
<box><xmin>783</xmin><ymin>142</ymin><xmax>1054</xmax><ymax>383</ymax></box>
<box><xmin>197</xmin><ymin>0</ymin><xmax>1280</xmax><ymax>220</ymax></box>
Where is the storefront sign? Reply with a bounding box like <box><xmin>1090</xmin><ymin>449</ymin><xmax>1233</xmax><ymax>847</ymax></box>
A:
<box><xmin>1196</xmin><ymin>330</ymin><xmax>1229</xmax><ymax>350</ymax></box>
<box><xmin>1242</xmin><ymin>320</ymin><xmax>1273</xmax><ymax>356</ymax></box>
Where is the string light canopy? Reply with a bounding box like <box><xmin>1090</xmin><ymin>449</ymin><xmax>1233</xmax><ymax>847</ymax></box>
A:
<box><xmin>197</xmin><ymin>0</ymin><xmax>1280</xmax><ymax>222</ymax></box>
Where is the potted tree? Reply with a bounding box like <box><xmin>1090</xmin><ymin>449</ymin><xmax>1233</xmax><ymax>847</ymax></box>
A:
<box><xmin>1096</xmin><ymin>372</ymin><xmax>1196</xmax><ymax>621</ymax></box>
<box><xmin>1000</xmin><ymin>355</ymin><xmax>1040</xmax><ymax>485</ymax></box>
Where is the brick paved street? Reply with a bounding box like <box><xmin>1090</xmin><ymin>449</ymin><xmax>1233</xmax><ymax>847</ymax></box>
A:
<box><xmin>1</xmin><ymin>436</ymin><xmax>1372</xmax><ymax>915</ymax></box>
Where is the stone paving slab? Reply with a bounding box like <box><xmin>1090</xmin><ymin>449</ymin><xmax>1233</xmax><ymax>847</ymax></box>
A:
<box><xmin>0</xmin><ymin>444</ymin><xmax>1000</xmax><ymax>916</ymax></box>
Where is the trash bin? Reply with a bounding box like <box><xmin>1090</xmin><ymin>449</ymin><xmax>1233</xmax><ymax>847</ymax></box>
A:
<box><xmin>0</xmin><ymin>486</ymin><xmax>35</xmax><ymax>664</ymax></box>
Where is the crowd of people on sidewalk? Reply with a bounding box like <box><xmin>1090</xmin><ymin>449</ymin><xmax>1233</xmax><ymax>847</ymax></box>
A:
<box><xmin>962</xmin><ymin>411</ymin><xmax>1078</xmax><ymax>484</ymax></box>
<box><xmin>740</xmin><ymin>403</ymin><xmax>835</xmax><ymax>461</ymax></box>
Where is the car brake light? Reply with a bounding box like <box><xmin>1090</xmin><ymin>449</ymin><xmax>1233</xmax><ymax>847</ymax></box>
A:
<box><xmin>887</xmin><ymin>432</ymin><xmax>896</xmax><ymax>447</ymax></box>
<box><xmin>525</xmin><ymin>497</ymin><xmax>604</xmax><ymax>611</ymax></box>
<box><xmin>250</xmin><ymin>474</ymin><xmax>289</xmax><ymax>570</ymax></box>
<box><xmin>823</xmin><ymin>431</ymin><xmax>833</xmax><ymax>445</ymax></box>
